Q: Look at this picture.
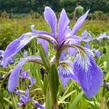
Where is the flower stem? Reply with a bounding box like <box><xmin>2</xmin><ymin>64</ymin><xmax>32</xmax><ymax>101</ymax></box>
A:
<box><xmin>56</xmin><ymin>49</ymin><xmax>61</xmax><ymax>66</ymax></box>
<box><xmin>11</xmin><ymin>93</ymin><xmax>17</xmax><ymax>109</ymax></box>
<box><xmin>52</xmin><ymin>99</ymin><xmax>58</xmax><ymax>109</ymax></box>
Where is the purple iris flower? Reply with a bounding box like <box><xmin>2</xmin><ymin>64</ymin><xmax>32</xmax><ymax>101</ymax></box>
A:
<box><xmin>20</xmin><ymin>70</ymin><xmax>36</xmax><ymax>87</ymax></box>
<box><xmin>17</xmin><ymin>89</ymin><xmax>32</xmax><ymax>107</ymax></box>
<box><xmin>6</xmin><ymin>7</ymin><xmax>103</xmax><ymax>98</ymax></box>
<box><xmin>3</xmin><ymin>7</ymin><xmax>89</xmax><ymax>66</ymax></box>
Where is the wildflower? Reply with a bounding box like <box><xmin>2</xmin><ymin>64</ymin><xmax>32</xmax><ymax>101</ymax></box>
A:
<box><xmin>3</xmin><ymin>7</ymin><xmax>89</xmax><ymax>66</ymax></box>
<box><xmin>20</xmin><ymin>70</ymin><xmax>36</xmax><ymax>87</ymax></box>
<box><xmin>6</xmin><ymin>7</ymin><xmax>103</xmax><ymax>98</ymax></box>
<box><xmin>17</xmin><ymin>89</ymin><xmax>32</xmax><ymax>107</ymax></box>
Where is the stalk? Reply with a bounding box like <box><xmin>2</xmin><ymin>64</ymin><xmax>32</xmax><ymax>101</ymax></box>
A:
<box><xmin>11</xmin><ymin>93</ymin><xmax>17</xmax><ymax>109</ymax></box>
<box><xmin>52</xmin><ymin>98</ymin><xmax>58</xmax><ymax>109</ymax></box>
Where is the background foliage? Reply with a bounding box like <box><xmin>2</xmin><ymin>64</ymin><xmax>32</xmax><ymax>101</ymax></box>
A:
<box><xmin>0</xmin><ymin>0</ymin><xmax>109</xmax><ymax>14</ymax></box>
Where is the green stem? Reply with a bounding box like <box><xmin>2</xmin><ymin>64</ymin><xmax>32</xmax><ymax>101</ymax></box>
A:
<box><xmin>55</xmin><ymin>49</ymin><xmax>61</xmax><ymax>66</ymax></box>
<box><xmin>11</xmin><ymin>93</ymin><xmax>17</xmax><ymax>109</ymax></box>
<box><xmin>52</xmin><ymin>98</ymin><xmax>58</xmax><ymax>109</ymax></box>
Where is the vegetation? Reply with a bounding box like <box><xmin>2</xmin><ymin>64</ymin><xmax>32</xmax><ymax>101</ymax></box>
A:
<box><xmin>0</xmin><ymin>0</ymin><xmax>109</xmax><ymax>13</ymax></box>
<box><xmin>0</xmin><ymin>3</ymin><xmax>109</xmax><ymax>109</ymax></box>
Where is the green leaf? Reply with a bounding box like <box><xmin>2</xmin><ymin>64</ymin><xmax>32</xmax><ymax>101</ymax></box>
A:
<box><xmin>3</xmin><ymin>97</ymin><xmax>12</xmax><ymax>106</ymax></box>
<box><xmin>46</xmin><ymin>89</ymin><xmax>52</xmax><ymax>109</ymax></box>
<box><xmin>68</xmin><ymin>91</ymin><xmax>83</xmax><ymax>109</ymax></box>
<box><xmin>59</xmin><ymin>90</ymin><xmax>76</xmax><ymax>104</ymax></box>
<box><xmin>38</xmin><ymin>44</ymin><xmax>50</xmax><ymax>71</ymax></box>
<box><xmin>49</xmin><ymin>64</ymin><xmax>59</xmax><ymax>102</ymax></box>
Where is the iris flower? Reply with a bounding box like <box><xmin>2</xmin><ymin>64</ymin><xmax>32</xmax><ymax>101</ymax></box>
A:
<box><xmin>20</xmin><ymin>70</ymin><xmax>36</xmax><ymax>87</ymax></box>
<box><xmin>5</xmin><ymin>7</ymin><xmax>103</xmax><ymax>98</ymax></box>
<box><xmin>17</xmin><ymin>89</ymin><xmax>32</xmax><ymax>107</ymax></box>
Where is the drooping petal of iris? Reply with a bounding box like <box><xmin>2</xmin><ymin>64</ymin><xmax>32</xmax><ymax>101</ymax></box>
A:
<box><xmin>8</xmin><ymin>56</ymin><xmax>42</xmax><ymax>92</ymax></box>
<box><xmin>58</xmin><ymin>60</ymin><xmax>78</xmax><ymax>86</ymax></box>
<box><xmin>73</xmin><ymin>49</ymin><xmax>103</xmax><ymax>98</ymax></box>
<box><xmin>3</xmin><ymin>32</ymin><xmax>36</xmax><ymax>67</ymax></box>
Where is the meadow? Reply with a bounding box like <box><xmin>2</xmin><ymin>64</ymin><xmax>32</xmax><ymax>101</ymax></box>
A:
<box><xmin>0</xmin><ymin>14</ymin><xmax>109</xmax><ymax>109</ymax></box>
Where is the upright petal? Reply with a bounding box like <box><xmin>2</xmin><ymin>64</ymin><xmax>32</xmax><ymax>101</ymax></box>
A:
<box><xmin>73</xmin><ymin>52</ymin><xmax>103</xmax><ymax>98</ymax></box>
<box><xmin>3</xmin><ymin>32</ymin><xmax>36</xmax><ymax>67</ymax></box>
<box><xmin>8</xmin><ymin>56</ymin><xmax>41</xmax><ymax>92</ymax></box>
<box><xmin>71</xmin><ymin>10</ymin><xmax>89</xmax><ymax>35</ymax></box>
<box><xmin>58</xmin><ymin>9</ymin><xmax>70</xmax><ymax>43</ymax></box>
<box><xmin>44</xmin><ymin>6</ymin><xmax>57</xmax><ymax>37</ymax></box>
